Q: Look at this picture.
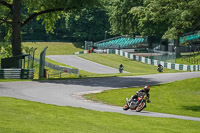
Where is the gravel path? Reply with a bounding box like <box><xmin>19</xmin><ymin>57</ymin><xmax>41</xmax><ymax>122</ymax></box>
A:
<box><xmin>46</xmin><ymin>55</ymin><xmax>129</xmax><ymax>73</ymax></box>
<box><xmin>1</xmin><ymin>72</ymin><xmax>200</xmax><ymax>121</ymax></box>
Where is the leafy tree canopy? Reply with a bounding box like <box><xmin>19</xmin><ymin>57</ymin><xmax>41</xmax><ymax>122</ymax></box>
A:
<box><xmin>65</xmin><ymin>7</ymin><xmax>110</xmax><ymax>42</ymax></box>
<box><xmin>109</xmin><ymin>0</ymin><xmax>143</xmax><ymax>35</ymax></box>
<box><xmin>0</xmin><ymin>0</ymin><xmax>101</xmax><ymax>56</ymax></box>
<box><xmin>110</xmin><ymin>0</ymin><xmax>200</xmax><ymax>41</ymax></box>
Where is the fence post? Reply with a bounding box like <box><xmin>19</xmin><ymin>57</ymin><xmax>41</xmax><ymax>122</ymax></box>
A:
<box><xmin>39</xmin><ymin>46</ymin><xmax>48</xmax><ymax>79</ymax></box>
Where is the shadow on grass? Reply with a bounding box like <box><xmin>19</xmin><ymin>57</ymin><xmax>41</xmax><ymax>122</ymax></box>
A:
<box><xmin>182</xmin><ymin>106</ymin><xmax>200</xmax><ymax>112</ymax></box>
<box><xmin>73</xmin><ymin>42</ymin><xmax>84</xmax><ymax>49</ymax></box>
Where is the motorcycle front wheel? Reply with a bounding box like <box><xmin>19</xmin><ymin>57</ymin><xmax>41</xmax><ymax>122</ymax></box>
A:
<box><xmin>136</xmin><ymin>102</ymin><xmax>146</xmax><ymax>112</ymax></box>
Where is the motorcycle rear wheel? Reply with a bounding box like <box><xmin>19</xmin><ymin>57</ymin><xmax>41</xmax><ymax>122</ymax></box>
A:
<box><xmin>123</xmin><ymin>104</ymin><xmax>129</xmax><ymax>110</ymax></box>
<box><xmin>136</xmin><ymin>102</ymin><xmax>146</xmax><ymax>112</ymax></box>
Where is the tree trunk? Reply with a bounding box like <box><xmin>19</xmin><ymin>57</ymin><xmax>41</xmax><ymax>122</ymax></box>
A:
<box><xmin>148</xmin><ymin>36</ymin><xmax>153</xmax><ymax>49</ymax></box>
<box><xmin>12</xmin><ymin>0</ymin><xmax>21</xmax><ymax>56</ymax></box>
<box><xmin>174</xmin><ymin>36</ymin><xmax>181</xmax><ymax>56</ymax></box>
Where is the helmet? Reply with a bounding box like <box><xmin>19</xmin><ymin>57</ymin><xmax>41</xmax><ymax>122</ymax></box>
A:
<box><xmin>144</xmin><ymin>86</ymin><xmax>150</xmax><ymax>92</ymax></box>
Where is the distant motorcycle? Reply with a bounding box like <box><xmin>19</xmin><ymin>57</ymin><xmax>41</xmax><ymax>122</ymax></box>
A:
<box><xmin>157</xmin><ymin>66</ymin><xmax>163</xmax><ymax>72</ymax></box>
<box><xmin>119</xmin><ymin>67</ymin><xmax>124</xmax><ymax>73</ymax></box>
<box><xmin>123</xmin><ymin>92</ymin><xmax>148</xmax><ymax>112</ymax></box>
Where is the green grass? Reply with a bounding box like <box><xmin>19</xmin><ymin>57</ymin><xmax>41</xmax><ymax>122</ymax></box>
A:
<box><xmin>79</xmin><ymin>53</ymin><xmax>181</xmax><ymax>74</ymax></box>
<box><xmin>22</xmin><ymin>42</ymin><xmax>84</xmax><ymax>58</ymax></box>
<box><xmin>84</xmin><ymin>77</ymin><xmax>200</xmax><ymax>117</ymax></box>
<box><xmin>0</xmin><ymin>97</ymin><xmax>199</xmax><ymax>133</ymax></box>
<box><xmin>0</xmin><ymin>79</ymin><xmax>30</xmax><ymax>82</ymax></box>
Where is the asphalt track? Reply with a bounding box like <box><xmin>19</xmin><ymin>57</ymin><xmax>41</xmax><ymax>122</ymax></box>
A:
<box><xmin>1</xmin><ymin>72</ymin><xmax>200</xmax><ymax>121</ymax></box>
<box><xmin>46</xmin><ymin>55</ymin><xmax>129</xmax><ymax>73</ymax></box>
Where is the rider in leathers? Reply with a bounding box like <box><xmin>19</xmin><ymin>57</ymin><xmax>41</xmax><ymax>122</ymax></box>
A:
<box><xmin>129</xmin><ymin>86</ymin><xmax>151</xmax><ymax>104</ymax></box>
<box><xmin>119</xmin><ymin>64</ymin><xmax>124</xmax><ymax>73</ymax></box>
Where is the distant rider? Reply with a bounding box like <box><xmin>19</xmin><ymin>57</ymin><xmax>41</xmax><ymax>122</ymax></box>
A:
<box><xmin>129</xmin><ymin>86</ymin><xmax>151</xmax><ymax>103</ymax></box>
<box><xmin>157</xmin><ymin>63</ymin><xmax>163</xmax><ymax>72</ymax></box>
<box><xmin>119</xmin><ymin>64</ymin><xmax>124</xmax><ymax>73</ymax></box>
<box><xmin>158</xmin><ymin>63</ymin><xmax>162</xmax><ymax>68</ymax></box>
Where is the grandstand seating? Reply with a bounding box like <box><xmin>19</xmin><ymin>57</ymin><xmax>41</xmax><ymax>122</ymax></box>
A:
<box><xmin>180</xmin><ymin>32</ymin><xmax>200</xmax><ymax>43</ymax></box>
<box><xmin>94</xmin><ymin>36</ymin><xmax>147</xmax><ymax>49</ymax></box>
<box><xmin>94</xmin><ymin>31</ymin><xmax>200</xmax><ymax>49</ymax></box>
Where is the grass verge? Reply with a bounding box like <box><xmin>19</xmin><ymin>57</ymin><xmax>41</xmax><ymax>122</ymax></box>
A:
<box><xmin>0</xmin><ymin>97</ymin><xmax>199</xmax><ymax>133</ymax></box>
<box><xmin>84</xmin><ymin>77</ymin><xmax>200</xmax><ymax>117</ymax></box>
<box><xmin>22</xmin><ymin>42</ymin><xmax>84</xmax><ymax>57</ymax></box>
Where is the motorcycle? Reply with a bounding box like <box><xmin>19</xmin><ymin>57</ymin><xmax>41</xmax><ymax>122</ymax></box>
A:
<box><xmin>119</xmin><ymin>67</ymin><xmax>124</xmax><ymax>73</ymax></box>
<box><xmin>123</xmin><ymin>92</ymin><xmax>148</xmax><ymax>112</ymax></box>
<box><xmin>157</xmin><ymin>66</ymin><xmax>163</xmax><ymax>72</ymax></box>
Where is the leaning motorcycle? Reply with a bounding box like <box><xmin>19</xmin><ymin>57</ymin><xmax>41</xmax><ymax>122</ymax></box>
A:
<box><xmin>123</xmin><ymin>92</ymin><xmax>148</xmax><ymax>112</ymax></box>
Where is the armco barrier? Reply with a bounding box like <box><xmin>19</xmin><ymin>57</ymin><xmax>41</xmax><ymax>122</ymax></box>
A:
<box><xmin>0</xmin><ymin>69</ymin><xmax>34</xmax><ymax>79</ymax></box>
<box><xmin>114</xmin><ymin>49</ymin><xmax>200</xmax><ymax>71</ymax></box>
<box><xmin>31</xmin><ymin>56</ymin><xmax>80</xmax><ymax>76</ymax></box>
<box><xmin>45</xmin><ymin>61</ymin><xmax>80</xmax><ymax>76</ymax></box>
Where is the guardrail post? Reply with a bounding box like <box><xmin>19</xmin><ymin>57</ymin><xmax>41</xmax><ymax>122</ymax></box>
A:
<box><xmin>39</xmin><ymin>46</ymin><xmax>48</xmax><ymax>79</ymax></box>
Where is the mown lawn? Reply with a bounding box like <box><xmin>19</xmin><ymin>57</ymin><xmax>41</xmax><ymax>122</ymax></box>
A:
<box><xmin>22</xmin><ymin>42</ymin><xmax>83</xmax><ymax>57</ymax></box>
<box><xmin>0</xmin><ymin>97</ymin><xmax>199</xmax><ymax>133</ymax></box>
<box><xmin>84</xmin><ymin>77</ymin><xmax>200</xmax><ymax>118</ymax></box>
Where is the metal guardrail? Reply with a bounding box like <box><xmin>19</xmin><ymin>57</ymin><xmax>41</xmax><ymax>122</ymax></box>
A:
<box><xmin>45</xmin><ymin>61</ymin><xmax>80</xmax><ymax>75</ymax></box>
<box><xmin>32</xmin><ymin>57</ymin><xmax>80</xmax><ymax>76</ymax></box>
<box><xmin>47</xmin><ymin>71</ymin><xmax>75</xmax><ymax>79</ymax></box>
<box><xmin>0</xmin><ymin>69</ymin><xmax>34</xmax><ymax>79</ymax></box>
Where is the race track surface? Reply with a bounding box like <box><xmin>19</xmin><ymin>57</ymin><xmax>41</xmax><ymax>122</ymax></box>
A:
<box><xmin>1</xmin><ymin>72</ymin><xmax>200</xmax><ymax>121</ymax></box>
<box><xmin>47</xmin><ymin>55</ymin><xmax>129</xmax><ymax>73</ymax></box>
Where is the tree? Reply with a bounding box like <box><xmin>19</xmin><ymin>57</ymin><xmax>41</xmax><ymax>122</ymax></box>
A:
<box><xmin>109</xmin><ymin>0</ymin><xmax>200</xmax><ymax>47</ymax></box>
<box><xmin>131</xmin><ymin>0</ymin><xmax>200</xmax><ymax>45</ymax></box>
<box><xmin>0</xmin><ymin>0</ymin><xmax>101</xmax><ymax>56</ymax></box>
<box><xmin>22</xmin><ymin>17</ymin><xmax>69</xmax><ymax>42</ymax></box>
<box><xmin>109</xmin><ymin>0</ymin><xmax>143</xmax><ymax>35</ymax></box>
<box><xmin>65</xmin><ymin>7</ymin><xmax>110</xmax><ymax>42</ymax></box>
